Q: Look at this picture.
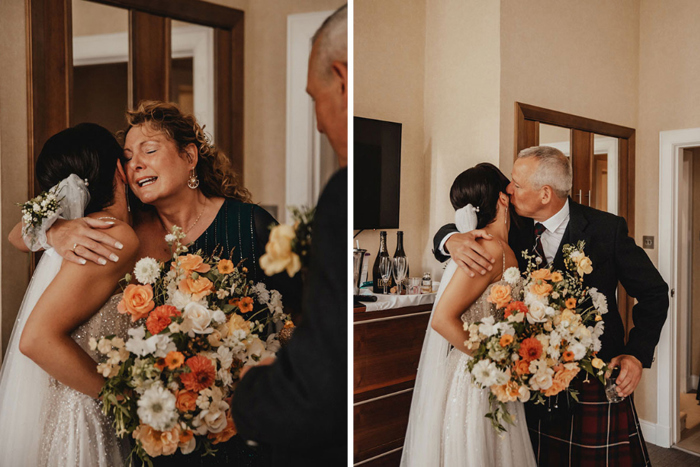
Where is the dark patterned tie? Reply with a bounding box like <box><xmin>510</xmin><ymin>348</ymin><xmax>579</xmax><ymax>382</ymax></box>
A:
<box><xmin>534</xmin><ymin>222</ymin><xmax>547</xmax><ymax>266</ymax></box>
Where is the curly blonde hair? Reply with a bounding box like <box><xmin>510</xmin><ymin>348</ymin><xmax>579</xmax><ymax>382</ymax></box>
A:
<box><xmin>122</xmin><ymin>101</ymin><xmax>251</xmax><ymax>203</ymax></box>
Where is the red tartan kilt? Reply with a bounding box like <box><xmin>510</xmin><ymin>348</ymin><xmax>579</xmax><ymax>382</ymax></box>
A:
<box><xmin>526</xmin><ymin>377</ymin><xmax>651</xmax><ymax>467</ymax></box>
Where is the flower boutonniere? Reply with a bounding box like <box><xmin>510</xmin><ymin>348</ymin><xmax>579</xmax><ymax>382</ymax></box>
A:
<box><xmin>260</xmin><ymin>205</ymin><xmax>315</xmax><ymax>278</ymax></box>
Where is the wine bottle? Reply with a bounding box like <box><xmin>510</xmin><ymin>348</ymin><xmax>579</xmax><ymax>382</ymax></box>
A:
<box><xmin>372</xmin><ymin>231</ymin><xmax>391</xmax><ymax>293</ymax></box>
<box><xmin>393</xmin><ymin>231</ymin><xmax>409</xmax><ymax>293</ymax></box>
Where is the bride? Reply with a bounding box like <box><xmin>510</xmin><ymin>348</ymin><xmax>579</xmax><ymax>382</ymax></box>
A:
<box><xmin>0</xmin><ymin>123</ymin><xmax>139</xmax><ymax>466</ymax></box>
<box><xmin>401</xmin><ymin>163</ymin><xmax>536</xmax><ymax>466</ymax></box>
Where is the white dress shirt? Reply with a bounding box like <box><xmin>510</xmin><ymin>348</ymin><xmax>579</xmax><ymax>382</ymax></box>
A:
<box><xmin>536</xmin><ymin>199</ymin><xmax>570</xmax><ymax>264</ymax></box>
<box><xmin>439</xmin><ymin>199</ymin><xmax>571</xmax><ymax>265</ymax></box>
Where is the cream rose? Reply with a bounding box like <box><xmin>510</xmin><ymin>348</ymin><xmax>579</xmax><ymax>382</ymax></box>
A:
<box><xmin>181</xmin><ymin>302</ymin><xmax>213</xmax><ymax>334</ymax></box>
<box><xmin>577</xmin><ymin>256</ymin><xmax>593</xmax><ymax>275</ymax></box>
<box><xmin>259</xmin><ymin>224</ymin><xmax>301</xmax><ymax>277</ymax></box>
<box><xmin>526</xmin><ymin>301</ymin><xmax>548</xmax><ymax>324</ymax></box>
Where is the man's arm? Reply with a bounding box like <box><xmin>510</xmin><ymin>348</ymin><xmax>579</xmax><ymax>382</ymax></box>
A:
<box><xmin>231</xmin><ymin>169</ymin><xmax>347</xmax><ymax>450</ymax></box>
<box><xmin>433</xmin><ymin>223</ymin><xmax>495</xmax><ymax>276</ymax></box>
<box><xmin>614</xmin><ymin>216</ymin><xmax>669</xmax><ymax>367</ymax></box>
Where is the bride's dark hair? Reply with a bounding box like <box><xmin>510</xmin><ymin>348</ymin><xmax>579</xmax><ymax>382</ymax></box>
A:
<box><xmin>450</xmin><ymin>163</ymin><xmax>511</xmax><ymax>229</ymax></box>
<box><xmin>36</xmin><ymin>123</ymin><xmax>122</xmax><ymax>215</ymax></box>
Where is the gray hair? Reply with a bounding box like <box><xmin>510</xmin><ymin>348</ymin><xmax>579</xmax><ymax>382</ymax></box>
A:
<box><xmin>311</xmin><ymin>4</ymin><xmax>347</xmax><ymax>80</ymax></box>
<box><xmin>517</xmin><ymin>145</ymin><xmax>572</xmax><ymax>198</ymax></box>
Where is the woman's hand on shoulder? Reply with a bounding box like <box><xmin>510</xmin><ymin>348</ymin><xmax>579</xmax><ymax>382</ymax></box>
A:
<box><xmin>47</xmin><ymin>217</ymin><xmax>126</xmax><ymax>266</ymax></box>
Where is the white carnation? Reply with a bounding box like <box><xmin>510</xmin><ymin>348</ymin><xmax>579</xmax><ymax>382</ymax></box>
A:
<box><xmin>134</xmin><ymin>257</ymin><xmax>161</xmax><ymax>285</ymax></box>
<box><xmin>137</xmin><ymin>384</ymin><xmax>178</xmax><ymax>431</ymax></box>
<box><xmin>503</xmin><ymin>267</ymin><xmax>521</xmax><ymax>286</ymax></box>
<box><xmin>588</xmin><ymin>288</ymin><xmax>609</xmax><ymax>314</ymax></box>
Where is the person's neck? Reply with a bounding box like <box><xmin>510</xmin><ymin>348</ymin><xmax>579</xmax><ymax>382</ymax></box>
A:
<box><xmin>98</xmin><ymin>182</ymin><xmax>130</xmax><ymax>224</ymax></box>
<box><xmin>532</xmin><ymin>197</ymin><xmax>567</xmax><ymax>223</ymax></box>
<box><xmin>483</xmin><ymin>220</ymin><xmax>509</xmax><ymax>245</ymax></box>
<box><xmin>153</xmin><ymin>189</ymin><xmax>208</xmax><ymax>234</ymax></box>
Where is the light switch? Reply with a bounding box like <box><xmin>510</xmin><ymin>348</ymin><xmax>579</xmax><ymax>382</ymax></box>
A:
<box><xmin>643</xmin><ymin>236</ymin><xmax>654</xmax><ymax>249</ymax></box>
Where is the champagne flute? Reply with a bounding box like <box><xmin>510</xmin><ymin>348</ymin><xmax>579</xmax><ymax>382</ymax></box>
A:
<box><xmin>393</xmin><ymin>256</ymin><xmax>408</xmax><ymax>295</ymax></box>
<box><xmin>379</xmin><ymin>256</ymin><xmax>393</xmax><ymax>294</ymax></box>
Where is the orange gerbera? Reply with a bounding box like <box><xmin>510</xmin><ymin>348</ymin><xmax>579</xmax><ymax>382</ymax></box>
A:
<box><xmin>146</xmin><ymin>305</ymin><xmax>181</xmax><ymax>335</ymax></box>
<box><xmin>518</xmin><ymin>337</ymin><xmax>543</xmax><ymax>362</ymax></box>
<box><xmin>566</xmin><ymin>298</ymin><xmax>577</xmax><ymax>309</ymax></box>
<box><xmin>217</xmin><ymin>259</ymin><xmax>234</xmax><ymax>275</ymax></box>
<box><xmin>154</xmin><ymin>358</ymin><xmax>167</xmax><ymax>371</ymax></box>
<box><xmin>164</xmin><ymin>351</ymin><xmax>185</xmax><ymax>370</ymax></box>
<box><xmin>504</xmin><ymin>301</ymin><xmax>528</xmax><ymax>318</ymax></box>
<box><xmin>499</xmin><ymin>334</ymin><xmax>514</xmax><ymax>347</ymax></box>
<box><xmin>180</xmin><ymin>355</ymin><xmax>216</xmax><ymax>392</ymax></box>
<box><xmin>230</xmin><ymin>296</ymin><xmax>254</xmax><ymax>313</ymax></box>
<box><xmin>562</xmin><ymin>350</ymin><xmax>575</xmax><ymax>362</ymax></box>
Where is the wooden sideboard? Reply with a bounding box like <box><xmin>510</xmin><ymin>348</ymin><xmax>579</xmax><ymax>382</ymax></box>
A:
<box><xmin>353</xmin><ymin>303</ymin><xmax>432</xmax><ymax>466</ymax></box>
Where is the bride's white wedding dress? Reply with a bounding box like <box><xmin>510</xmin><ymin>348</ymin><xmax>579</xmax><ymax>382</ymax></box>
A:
<box><xmin>0</xmin><ymin>175</ymin><xmax>131</xmax><ymax>466</ymax></box>
<box><xmin>401</xmin><ymin>205</ymin><xmax>536</xmax><ymax>467</ymax></box>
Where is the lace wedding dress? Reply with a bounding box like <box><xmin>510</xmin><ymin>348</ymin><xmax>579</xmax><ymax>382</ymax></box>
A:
<box><xmin>39</xmin><ymin>293</ymin><xmax>132</xmax><ymax>467</ymax></box>
<box><xmin>401</xmin><ymin>204</ymin><xmax>536</xmax><ymax>467</ymax></box>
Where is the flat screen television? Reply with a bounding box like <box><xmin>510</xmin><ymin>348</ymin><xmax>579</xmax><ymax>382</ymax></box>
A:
<box><xmin>354</xmin><ymin>117</ymin><xmax>402</xmax><ymax>230</ymax></box>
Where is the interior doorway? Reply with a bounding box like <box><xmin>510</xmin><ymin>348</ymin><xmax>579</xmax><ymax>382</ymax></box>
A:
<box><xmin>674</xmin><ymin>147</ymin><xmax>700</xmax><ymax>455</ymax></box>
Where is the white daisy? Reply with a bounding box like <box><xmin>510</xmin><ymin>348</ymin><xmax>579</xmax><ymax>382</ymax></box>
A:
<box><xmin>137</xmin><ymin>384</ymin><xmax>178</xmax><ymax>431</ymax></box>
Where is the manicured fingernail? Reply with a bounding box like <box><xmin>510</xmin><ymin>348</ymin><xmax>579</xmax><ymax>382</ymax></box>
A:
<box><xmin>469</xmin><ymin>273</ymin><xmax>475</xmax><ymax>278</ymax></box>
<box><xmin>79</xmin><ymin>259</ymin><xmax>86</xmax><ymax>265</ymax></box>
<box><xmin>98</xmin><ymin>258</ymin><xmax>107</xmax><ymax>265</ymax></box>
<box><xmin>110</xmin><ymin>254</ymin><xmax>119</xmax><ymax>262</ymax></box>
<box><xmin>104</xmin><ymin>221</ymin><xmax>115</xmax><ymax>225</ymax></box>
<box><xmin>115</xmin><ymin>242</ymin><xmax>123</xmax><ymax>249</ymax></box>
<box><xmin>488</xmin><ymin>266</ymin><xmax>493</xmax><ymax>271</ymax></box>
<box><xmin>480</xmin><ymin>270</ymin><xmax>486</xmax><ymax>275</ymax></box>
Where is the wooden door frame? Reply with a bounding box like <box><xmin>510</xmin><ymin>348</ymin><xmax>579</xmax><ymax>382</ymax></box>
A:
<box><xmin>515</xmin><ymin>102</ymin><xmax>636</xmax><ymax>334</ymax></box>
<box><xmin>27</xmin><ymin>0</ymin><xmax>245</xmax><ymax>189</ymax></box>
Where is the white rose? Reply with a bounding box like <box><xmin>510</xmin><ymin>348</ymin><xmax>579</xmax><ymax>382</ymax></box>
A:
<box><xmin>569</xmin><ymin>341</ymin><xmax>586</xmax><ymax>360</ymax></box>
<box><xmin>530</xmin><ymin>369</ymin><xmax>554</xmax><ymax>391</ymax></box>
<box><xmin>518</xmin><ymin>385</ymin><xmax>531</xmax><ymax>402</ymax></box>
<box><xmin>577</xmin><ymin>256</ymin><xmax>593</xmax><ymax>275</ymax></box>
<box><xmin>181</xmin><ymin>302</ymin><xmax>213</xmax><ymax>335</ymax></box>
<box><xmin>527</xmin><ymin>301</ymin><xmax>548</xmax><ymax>324</ymax></box>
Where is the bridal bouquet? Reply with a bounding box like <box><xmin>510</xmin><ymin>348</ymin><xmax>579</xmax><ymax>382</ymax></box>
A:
<box><xmin>95</xmin><ymin>227</ymin><xmax>286</xmax><ymax>465</ymax></box>
<box><xmin>465</xmin><ymin>241</ymin><xmax>609</xmax><ymax>432</ymax></box>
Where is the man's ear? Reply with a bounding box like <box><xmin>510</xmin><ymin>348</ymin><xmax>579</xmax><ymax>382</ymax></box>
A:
<box><xmin>331</xmin><ymin>60</ymin><xmax>348</xmax><ymax>99</ymax></box>
<box><xmin>541</xmin><ymin>185</ymin><xmax>552</xmax><ymax>204</ymax></box>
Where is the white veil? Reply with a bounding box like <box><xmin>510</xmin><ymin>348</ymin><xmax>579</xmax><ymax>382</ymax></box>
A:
<box><xmin>400</xmin><ymin>204</ymin><xmax>478</xmax><ymax>467</ymax></box>
<box><xmin>0</xmin><ymin>174</ymin><xmax>89</xmax><ymax>466</ymax></box>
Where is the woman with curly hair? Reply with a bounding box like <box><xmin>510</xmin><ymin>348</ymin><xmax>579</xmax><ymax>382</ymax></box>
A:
<box><xmin>10</xmin><ymin>101</ymin><xmax>299</xmax><ymax>467</ymax></box>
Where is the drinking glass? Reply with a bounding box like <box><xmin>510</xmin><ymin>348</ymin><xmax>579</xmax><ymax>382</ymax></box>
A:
<box><xmin>605</xmin><ymin>366</ymin><xmax>625</xmax><ymax>403</ymax></box>
<box><xmin>393</xmin><ymin>256</ymin><xmax>408</xmax><ymax>295</ymax></box>
<box><xmin>379</xmin><ymin>256</ymin><xmax>393</xmax><ymax>294</ymax></box>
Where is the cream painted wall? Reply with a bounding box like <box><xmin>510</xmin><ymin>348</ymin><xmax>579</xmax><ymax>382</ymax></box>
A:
<box><xmin>0</xmin><ymin>0</ymin><xmax>30</xmax><ymax>359</ymax></box>
<box><xmin>354</xmin><ymin>0</ymin><xmax>427</xmax><ymax>282</ymax></box>
<box><xmin>424</xmin><ymin>0</ymin><xmax>501</xmax><ymax>280</ymax></box>
<box><xmin>637</xmin><ymin>0</ymin><xmax>700</xmax><ymax>422</ymax></box>
<box><xmin>499</xmin><ymin>0</ymin><xmax>639</xmax><ymax>175</ymax></box>
<box><xmin>692</xmin><ymin>149</ymin><xmax>700</xmax><ymax>380</ymax></box>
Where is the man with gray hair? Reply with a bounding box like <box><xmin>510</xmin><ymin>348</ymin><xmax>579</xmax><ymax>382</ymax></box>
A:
<box><xmin>433</xmin><ymin>146</ymin><xmax>668</xmax><ymax>465</ymax></box>
<box><xmin>232</xmin><ymin>5</ymin><xmax>347</xmax><ymax>467</ymax></box>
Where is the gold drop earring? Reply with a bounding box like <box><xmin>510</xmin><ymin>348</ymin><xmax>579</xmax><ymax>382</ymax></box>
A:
<box><xmin>187</xmin><ymin>168</ymin><xmax>200</xmax><ymax>189</ymax></box>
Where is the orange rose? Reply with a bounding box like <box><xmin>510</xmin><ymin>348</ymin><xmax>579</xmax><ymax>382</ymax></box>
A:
<box><xmin>175</xmin><ymin>389</ymin><xmax>198</xmax><ymax>412</ymax></box>
<box><xmin>543</xmin><ymin>379</ymin><xmax>567</xmax><ymax>397</ymax></box>
<box><xmin>133</xmin><ymin>424</ymin><xmax>181</xmax><ymax>457</ymax></box>
<box><xmin>173</xmin><ymin>254</ymin><xmax>211</xmax><ymax>275</ymax></box>
<box><xmin>530</xmin><ymin>269</ymin><xmax>552</xmax><ymax>281</ymax></box>
<box><xmin>208</xmin><ymin>414</ymin><xmax>237</xmax><ymax>444</ymax></box>
<box><xmin>566</xmin><ymin>298</ymin><xmax>577</xmax><ymax>309</ymax></box>
<box><xmin>499</xmin><ymin>334</ymin><xmax>514</xmax><ymax>347</ymax></box>
<box><xmin>529</xmin><ymin>281</ymin><xmax>553</xmax><ymax>296</ymax></box>
<box><xmin>544</xmin><ymin>366</ymin><xmax>580</xmax><ymax>397</ymax></box>
<box><xmin>117</xmin><ymin>284</ymin><xmax>155</xmax><ymax>321</ymax></box>
<box><xmin>165</xmin><ymin>351</ymin><xmax>185</xmax><ymax>370</ymax></box>
<box><xmin>487</xmin><ymin>284</ymin><xmax>512</xmax><ymax>309</ymax></box>
<box><xmin>179</xmin><ymin>276</ymin><xmax>214</xmax><ymax>300</ymax></box>
<box><xmin>514</xmin><ymin>359</ymin><xmax>530</xmax><ymax>376</ymax></box>
<box><xmin>550</xmin><ymin>272</ymin><xmax>564</xmax><ymax>282</ymax></box>
<box><xmin>217</xmin><ymin>259</ymin><xmax>234</xmax><ymax>275</ymax></box>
